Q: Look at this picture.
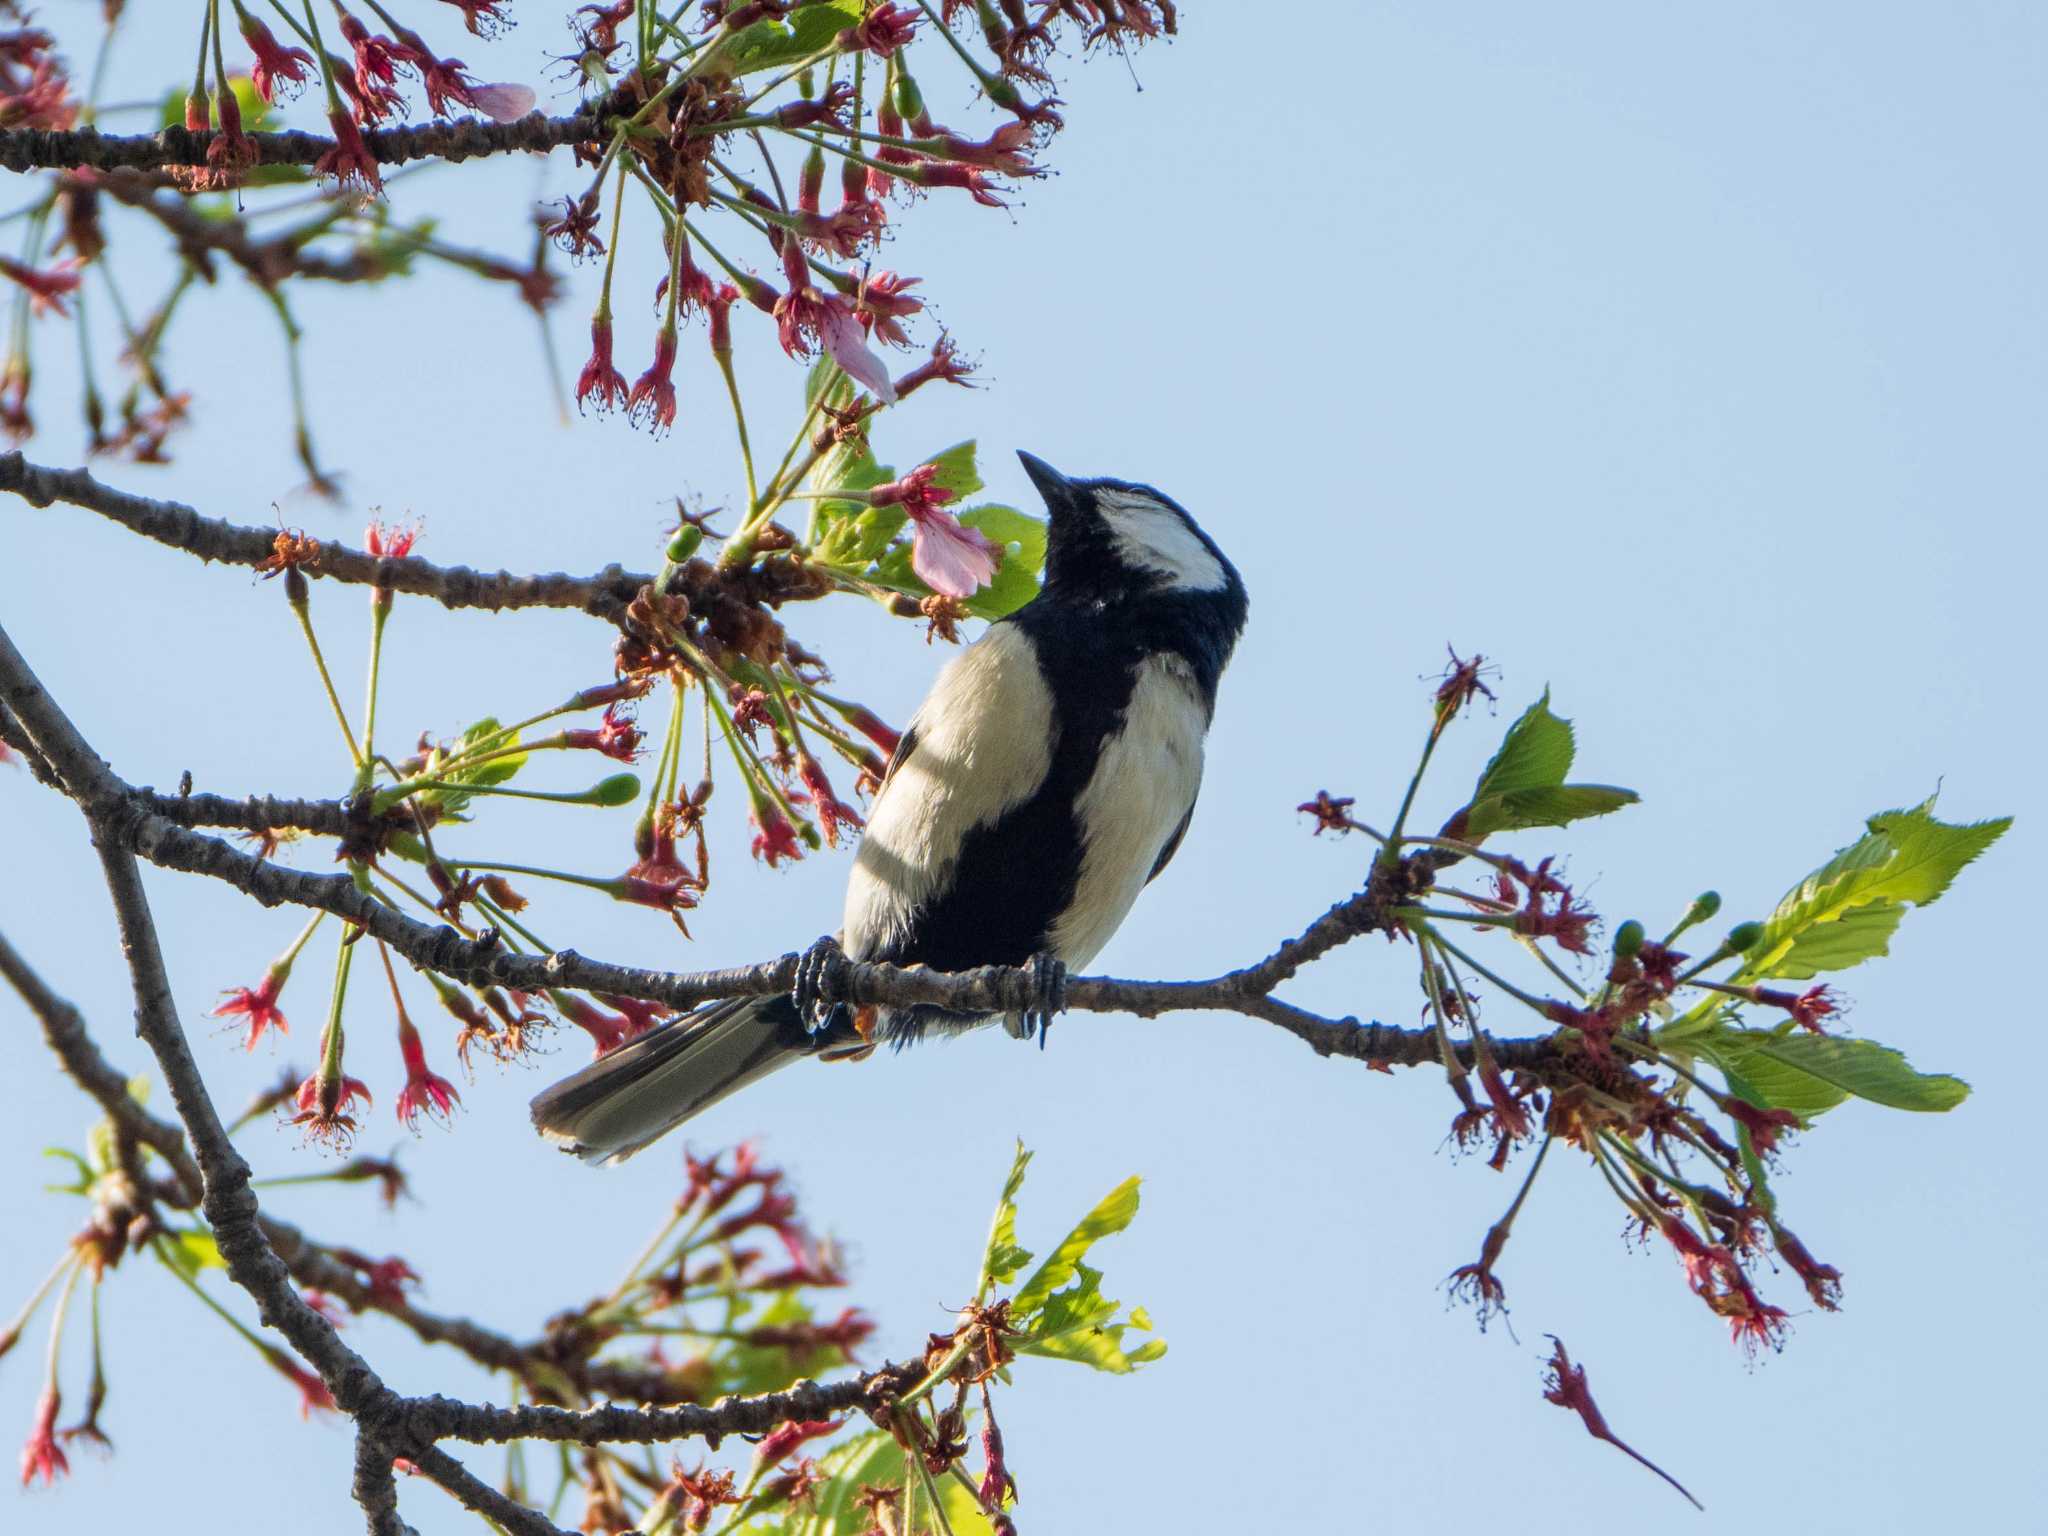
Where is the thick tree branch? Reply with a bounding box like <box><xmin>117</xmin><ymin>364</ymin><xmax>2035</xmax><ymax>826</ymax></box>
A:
<box><xmin>0</xmin><ymin>111</ymin><xmax>603</xmax><ymax>176</ymax></box>
<box><xmin>0</xmin><ymin>613</ymin><xmax>1556</xmax><ymax>1073</ymax></box>
<box><xmin>403</xmin><ymin>1366</ymin><xmax>916</xmax><ymax>1448</ymax></box>
<box><xmin>0</xmin><ymin>452</ymin><xmax>650</xmax><ymax>622</ymax></box>
<box><xmin>137</xmin><ymin>785</ymin><xmax>362</xmax><ymax>840</ymax></box>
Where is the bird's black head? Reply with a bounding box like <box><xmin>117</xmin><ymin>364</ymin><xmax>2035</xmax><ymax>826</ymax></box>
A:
<box><xmin>1019</xmin><ymin>451</ymin><xmax>1246</xmax><ymax>611</ymax></box>
<box><xmin>1015</xmin><ymin>450</ymin><xmax>1249</xmax><ymax>699</ymax></box>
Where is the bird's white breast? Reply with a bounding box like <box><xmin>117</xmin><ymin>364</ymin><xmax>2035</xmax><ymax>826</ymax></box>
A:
<box><xmin>1048</xmin><ymin>653</ymin><xmax>1208</xmax><ymax>970</ymax></box>
<box><xmin>841</xmin><ymin>623</ymin><xmax>1055</xmax><ymax>960</ymax></box>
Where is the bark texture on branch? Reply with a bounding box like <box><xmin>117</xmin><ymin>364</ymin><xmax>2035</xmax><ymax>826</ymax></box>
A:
<box><xmin>0</xmin><ymin>111</ymin><xmax>602</xmax><ymax>175</ymax></box>
<box><xmin>1</xmin><ymin>452</ymin><xmax>650</xmax><ymax>622</ymax></box>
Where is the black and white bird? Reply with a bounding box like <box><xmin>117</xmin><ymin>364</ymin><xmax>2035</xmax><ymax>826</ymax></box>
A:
<box><xmin>531</xmin><ymin>452</ymin><xmax>1247</xmax><ymax>1162</ymax></box>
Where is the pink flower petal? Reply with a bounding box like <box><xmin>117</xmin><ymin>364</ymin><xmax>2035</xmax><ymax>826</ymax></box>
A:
<box><xmin>470</xmin><ymin>82</ymin><xmax>537</xmax><ymax>122</ymax></box>
<box><xmin>908</xmin><ymin>509</ymin><xmax>1001</xmax><ymax>598</ymax></box>
<box><xmin>820</xmin><ymin>299</ymin><xmax>898</xmax><ymax>404</ymax></box>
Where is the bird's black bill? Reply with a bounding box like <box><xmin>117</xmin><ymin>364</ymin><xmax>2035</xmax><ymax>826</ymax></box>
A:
<box><xmin>1017</xmin><ymin>450</ymin><xmax>1072</xmax><ymax>506</ymax></box>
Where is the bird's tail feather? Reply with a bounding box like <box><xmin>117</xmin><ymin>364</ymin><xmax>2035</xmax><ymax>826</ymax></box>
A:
<box><xmin>530</xmin><ymin>996</ymin><xmax>814</xmax><ymax>1164</ymax></box>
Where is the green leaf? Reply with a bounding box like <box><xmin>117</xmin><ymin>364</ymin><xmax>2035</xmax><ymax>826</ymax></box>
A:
<box><xmin>1455</xmin><ymin>783</ymin><xmax>1639</xmax><ymax>839</ymax></box>
<box><xmin>925</xmin><ymin>440</ymin><xmax>983</xmax><ymax>500</ymax></box>
<box><xmin>161</xmin><ymin>1228</ymin><xmax>226</xmax><ymax>1275</ymax></box>
<box><xmin>809</xmin><ymin>447</ymin><xmax>893</xmax><ymax>563</ymax></box>
<box><xmin>421</xmin><ymin>718</ymin><xmax>528</xmax><ymax>816</ymax></box>
<box><xmin>708</xmin><ymin>0</ymin><xmax>863</xmax><ymax>76</ymax></box>
<box><xmin>959</xmin><ymin>505</ymin><xmax>1048</xmax><ymax>620</ymax></box>
<box><xmin>805</xmin><ymin>355</ymin><xmax>853</xmax><ymax>412</ymax></box>
<box><xmin>1740</xmin><ymin>798</ymin><xmax>2010</xmax><ymax>981</ymax></box>
<box><xmin>1712</xmin><ymin>1030</ymin><xmax>1969</xmax><ymax>1113</ymax></box>
<box><xmin>1012</xmin><ymin>1175</ymin><xmax>1141</xmax><ymax>1318</ymax></box>
<box><xmin>1016</xmin><ymin>1261</ymin><xmax>1165</xmax><ymax>1374</ymax></box>
<box><xmin>41</xmin><ymin>1147</ymin><xmax>92</xmax><ymax>1194</ymax></box>
<box><xmin>957</xmin><ymin>504</ymin><xmax>1047</xmax><ymax>571</ymax></box>
<box><xmin>977</xmin><ymin>1142</ymin><xmax>1035</xmax><ymax>1302</ymax></box>
<box><xmin>787</xmin><ymin>1428</ymin><xmax>997</xmax><ymax>1536</ymax></box>
<box><xmin>1471</xmin><ymin>690</ymin><xmax>1575</xmax><ymax>800</ymax></box>
<box><xmin>1770</xmin><ymin>901</ymin><xmax>1907</xmax><ymax>978</ymax></box>
<box><xmin>87</xmin><ymin>1115</ymin><xmax>116</xmax><ymax>1176</ymax></box>
<box><xmin>158</xmin><ymin>75</ymin><xmax>275</xmax><ymax>133</ymax></box>
<box><xmin>1718</xmin><ymin>1061</ymin><xmax>1782</xmax><ymax>1215</ymax></box>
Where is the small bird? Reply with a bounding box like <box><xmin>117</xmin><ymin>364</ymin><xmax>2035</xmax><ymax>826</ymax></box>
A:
<box><xmin>532</xmin><ymin>452</ymin><xmax>1247</xmax><ymax>1161</ymax></box>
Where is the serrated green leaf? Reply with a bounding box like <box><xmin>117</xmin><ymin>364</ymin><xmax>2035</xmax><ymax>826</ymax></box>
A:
<box><xmin>1699</xmin><ymin>1036</ymin><xmax>1848</xmax><ymax>1116</ymax></box>
<box><xmin>1012</xmin><ymin>1175</ymin><xmax>1140</xmax><ymax>1318</ymax></box>
<box><xmin>1741</xmin><ymin>798</ymin><xmax>2010</xmax><ymax>981</ymax></box>
<box><xmin>1016</xmin><ymin>1260</ymin><xmax>1163</xmax><ymax>1374</ymax></box>
<box><xmin>925</xmin><ymin>440</ymin><xmax>983</xmax><ymax>500</ymax></box>
<box><xmin>977</xmin><ymin>1142</ymin><xmax>1035</xmax><ymax>1302</ymax></box>
<box><xmin>1770</xmin><ymin>901</ymin><xmax>1907</xmax><ymax>978</ymax></box>
<box><xmin>1456</xmin><ymin>783</ymin><xmax>1639</xmax><ymax>839</ymax></box>
<box><xmin>707</xmin><ymin>0</ymin><xmax>864</xmax><ymax>76</ymax></box>
<box><xmin>1471</xmin><ymin>690</ymin><xmax>1575</xmax><ymax>800</ymax></box>
<box><xmin>1713</xmin><ymin>1029</ymin><xmax>1968</xmax><ymax>1113</ymax></box>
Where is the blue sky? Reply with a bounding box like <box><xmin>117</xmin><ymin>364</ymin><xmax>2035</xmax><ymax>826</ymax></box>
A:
<box><xmin>2</xmin><ymin>3</ymin><xmax>2042</xmax><ymax>1531</ymax></box>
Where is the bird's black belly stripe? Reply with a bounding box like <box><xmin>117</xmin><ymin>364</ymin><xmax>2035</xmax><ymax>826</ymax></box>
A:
<box><xmin>869</xmin><ymin>600</ymin><xmax>1143</xmax><ymax>979</ymax></box>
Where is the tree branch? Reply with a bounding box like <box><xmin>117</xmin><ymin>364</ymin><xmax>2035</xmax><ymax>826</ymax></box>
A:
<box><xmin>0</xmin><ymin>452</ymin><xmax>650</xmax><ymax>622</ymax></box>
<box><xmin>402</xmin><ymin>1367</ymin><xmax>917</xmax><ymax>1448</ymax></box>
<box><xmin>0</xmin><ymin>612</ymin><xmax>1556</xmax><ymax>1073</ymax></box>
<box><xmin>0</xmin><ymin>927</ymin><xmax>814</xmax><ymax>1406</ymax></box>
<box><xmin>1</xmin><ymin>619</ymin><xmax>957</xmax><ymax>1533</ymax></box>
<box><xmin>0</xmin><ymin>111</ymin><xmax>604</xmax><ymax>176</ymax></box>
<box><xmin>100</xmin><ymin>171</ymin><xmax>412</xmax><ymax>287</ymax></box>
<box><xmin>0</xmin><ymin>928</ymin><xmax>207</xmax><ymax>1200</ymax></box>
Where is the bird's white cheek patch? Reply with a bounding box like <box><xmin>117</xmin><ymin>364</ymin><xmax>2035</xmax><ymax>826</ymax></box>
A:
<box><xmin>1095</xmin><ymin>491</ymin><xmax>1230</xmax><ymax>594</ymax></box>
<box><xmin>1050</xmin><ymin>654</ymin><xmax>1207</xmax><ymax>969</ymax></box>
<box><xmin>841</xmin><ymin>625</ymin><xmax>1055</xmax><ymax>959</ymax></box>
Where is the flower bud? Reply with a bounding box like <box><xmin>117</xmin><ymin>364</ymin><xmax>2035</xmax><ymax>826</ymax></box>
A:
<box><xmin>1689</xmin><ymin>891</ymin><xmax>1722</xmax><ymax>923</ymax></box>
<box><xmin>890</xmin><ymin>66</ymin><xmax>924</xmax><ymax>127</ymax></box>
<box><xmin>1725</xmin><ymin>921</ymin><xmax>1764</xmax><ymax>953</ymax></box>
<box><xmin>1611</xmin><ymin>920</ymin><xmax>1645</xmax><ymax>958</ymax></box>
<box><xmin>586</xmin><ymin>772</ymin><xmax>642</xmax><ymax>807</ymax></box>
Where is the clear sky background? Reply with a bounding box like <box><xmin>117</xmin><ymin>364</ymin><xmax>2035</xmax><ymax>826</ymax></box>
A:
<box><xmin>3</xmin><ymin>3</ymin><xmax>2043</xmax><ymax>1532</ymax></box>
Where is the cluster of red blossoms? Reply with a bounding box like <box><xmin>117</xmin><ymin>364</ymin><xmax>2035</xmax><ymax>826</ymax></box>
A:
<box><xmin>1425</xmin><ymin>853</ymin><xmax>1848</xmax><ymax>1356</ymax></box>
<box><xmin>558</xmin><ymin>0</ymin><xmax>1175</xmax><ymax>458</ymax></box>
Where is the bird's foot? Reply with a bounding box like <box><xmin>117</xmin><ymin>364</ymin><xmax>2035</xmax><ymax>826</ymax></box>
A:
<box><xmin>791</xmin><ymin>935</ymin><xmax>848</xmax><ymax>1035</ymax></box>
<box><xmin>1003</xmin><ymin>950</ymin><xmax>1067</xmax><ymax>1047</ymax></box>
